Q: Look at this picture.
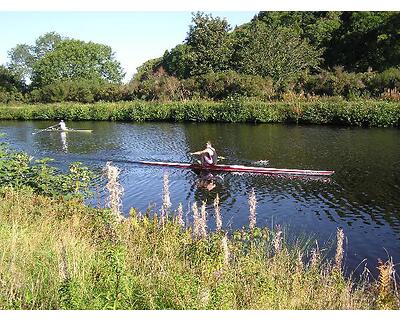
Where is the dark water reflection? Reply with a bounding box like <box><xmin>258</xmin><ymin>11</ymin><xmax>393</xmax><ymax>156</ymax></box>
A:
<box><xmin>1</xmin><ymin>120</ymin><xmax>399</xmax><ymax>278</ymax></box>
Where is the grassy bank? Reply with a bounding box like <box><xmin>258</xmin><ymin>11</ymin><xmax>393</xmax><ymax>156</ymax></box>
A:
<box><xmin>1</xmin><ymin>187</ymin><xmax>399</xmax><ymax>310</ymax></box>
<box><xmin>1</xmin><ymin>99</ymin><xmax>400</xmax><ymax>127</ymax></box>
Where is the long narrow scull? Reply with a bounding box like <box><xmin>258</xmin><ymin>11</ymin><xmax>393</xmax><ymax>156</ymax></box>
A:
<box><xmin>137</xmin><ymin>161</ymin><xmax>334</xmax><ymax>176</ymax></box>
<box><xmin>43</xmin><ymin>129</ymin><xmax>93</xmax><ymax>133</ymax></box>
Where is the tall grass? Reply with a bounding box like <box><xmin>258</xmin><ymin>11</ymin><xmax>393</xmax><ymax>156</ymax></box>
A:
<box><xmin>0</xmin><ymin>187</ymin><xmax>399</xmax><ymax>309</ymax></box>
<box><xmin>248</xmin><ymin>188</ymin><xmax>257</xmax><ymax>232</ymax></box>
<box><xmin>1</xmin><ymin>99</ymin><xmax>400</xmax><ymax>127</ymax></box>
<box><xmin>103</xmin><ymin>161</ymin><xmax>124</xmax><ymax>219</ymax></box>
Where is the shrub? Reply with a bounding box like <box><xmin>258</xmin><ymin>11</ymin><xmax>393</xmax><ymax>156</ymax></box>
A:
<box><xmin>28</xmin><ymin>80</ymin><xmax>129</xmax><ymax>104</ymax></box>
<box><xmin>190</xmin><ymin>71</ymin><xmax>275</xmax><ymax>101</ymax></box>
<box><xmin>0</xmin><ymin>88</ymin><xmax>25</xmax><ymax>104</ymax></box>
<box><xmin>367</xmin><ymin>68</ymin><xmax>400</xmax><ymax>97</ymax></box>
<box><xmin>0</xmin><ymin>66</ymin><xmax>27</xmax><ymax>103</ymax></box>
<box><xmin>301</xmin><ymin>67</ymin><xmax>370</xmax><ymax>99</ymax></box>
<box><xmin>129</xmin><ymin>74</ymin><xmax>186</xmax><ymax>102</ymax></box>
<box><xmin>0</xmin><ymin>142</ymin><xmax>95</xmax><ymax>198</ymax></box>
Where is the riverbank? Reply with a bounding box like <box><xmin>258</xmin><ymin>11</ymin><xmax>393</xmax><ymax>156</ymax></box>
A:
<box><xmin>1</xmin><ymin>99</ymin><xmax>400</xmax><ymax>127</ymax></box>
<box><xmin>1</xmin><ymin>187</ymin><xmax>399</xmax><ymax>310</ymax></box>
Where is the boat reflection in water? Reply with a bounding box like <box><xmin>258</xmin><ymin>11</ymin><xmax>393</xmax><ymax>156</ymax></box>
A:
<box><xmin>60</xmin><ymin>132</ymin><xmax>68</xmax><ymax>153</ymax></box>
<box><xmin>196</xmin><ymin>171</ymin><xmax>226</xmax><ymax>191</ymax></box>
<box><xmin>197</xmin><ymin>171</ymin><xmax>217</xmax><ymax>191</ymax></box>
<box><xmin>230</xmin><ymin>171</ymin><xmax>332</xmax><ymax>184</ymax></box>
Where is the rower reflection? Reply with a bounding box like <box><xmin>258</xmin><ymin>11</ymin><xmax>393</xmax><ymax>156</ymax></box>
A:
<box><xmin>60</xmin><ymin>132</ymin><xmax>68</xmax><ymax>153</ymax></box>
<box><xmin>196</xmin><ymin>171</ymin><xmax>223</xmax><ymax>191</ymax></box>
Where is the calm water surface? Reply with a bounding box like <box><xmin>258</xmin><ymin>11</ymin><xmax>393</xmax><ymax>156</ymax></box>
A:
<box><xmin>1</xmin><ymin>120</ymin><xmax>399</xmax><ymax>277</ymax></box>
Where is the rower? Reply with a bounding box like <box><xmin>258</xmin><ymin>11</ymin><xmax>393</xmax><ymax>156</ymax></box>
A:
<box><xmin>59</xmin><ymin>120</ymin><xmax>67</xmax><ymax>131</ymax></box>
<box><xmin>190</xmin><ymin>141</ymin><xmax>218</xmax><ymax>166</ymax></box>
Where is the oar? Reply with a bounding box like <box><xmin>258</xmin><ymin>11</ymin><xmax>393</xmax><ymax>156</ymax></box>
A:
<box><xmin>32</xmin><ymin>124</ymin><xmax>58</xmax><ymax>135</ymax></box>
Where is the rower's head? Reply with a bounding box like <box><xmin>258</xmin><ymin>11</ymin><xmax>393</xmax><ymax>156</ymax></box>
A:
<box><xmin>206</xmin><ymin>141</ymin><xmax>212</xmax><ymax>148</ymax></box>
<box><xmin>60</xmin><ymin>120</ymin><xmax>64</xmax><ymax>123</ymax></box>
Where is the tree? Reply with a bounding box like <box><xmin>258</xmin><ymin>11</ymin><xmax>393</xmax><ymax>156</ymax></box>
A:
<box><xmin>33</xmin><ymin>32</ymin><xmax>62</xmax><ymax>59</ymax></box>
<box><xmin>132</xmin><ymin>57</ymin><xmax>163</xmax><ymax>81</ymax></box>
<box><xmin>0</xmin><ymin>65</ymin><xmax>25</xmax><ymax>91</ymax></box>
<box><xmin>324</xmin><ymin>12</ymin><xmax>400</xmax><ymax>71</ymax></box>
<box><xmin>256</xmin><ymin>12</ymin><xmax>342</xmax><ymax>48</ymax></box>
<box><xmin>0</xmin><ymin>65</ymin><xmax>26</xmax><ymax>102</ymax></box>
<box><xmin>231</xmin><ymin>20</ymin><xmax>322</xmax><ymax>88</ymax></box>
<box><xmin>162</xmin><ymin>12</ymin><xmax>233</xmax><ymax>79</ymax></box>
<box><xmin>31</xmin><ymin>39</ymin><xmax>125</xmax><ymax>88</ymax></box>
<box><xmin>7</xmin><ymin>32</ymin><xmax>62</xmax><ymax>82</ymax></box>
<box><xmin>162</xmin><ymin>44</ymin><xmax>193</xmax><ymax>79</ymax></box>
<box><xmin>184</xmin><ymin>12</ymin><xmax>232</xmax><ymax>76</ymax></box>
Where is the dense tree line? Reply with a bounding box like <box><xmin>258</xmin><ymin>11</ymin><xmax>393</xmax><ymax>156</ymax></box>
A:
<box><xmin>1</xmin><ymin>11</ymin><xmax>400</xmax><ymax>104</ymax></box>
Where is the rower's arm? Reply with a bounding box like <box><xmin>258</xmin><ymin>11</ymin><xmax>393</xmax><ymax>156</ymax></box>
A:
<box><xmin>190</xmin><ymin>149</ymin><xmax>205</xmax><ymax>155</ymax></box>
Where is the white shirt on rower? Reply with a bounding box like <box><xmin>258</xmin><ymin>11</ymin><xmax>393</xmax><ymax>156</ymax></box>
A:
<box><xmin>59</xmin><ymin>120</ymin><xmax>66</xmax><ymax>130</ymax></box>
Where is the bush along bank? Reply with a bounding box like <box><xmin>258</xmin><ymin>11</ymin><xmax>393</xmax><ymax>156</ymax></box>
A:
<box><xmin>1</xmin><ymin>99</ymin><xmax>400</xmax><ymax>127</ymax></box>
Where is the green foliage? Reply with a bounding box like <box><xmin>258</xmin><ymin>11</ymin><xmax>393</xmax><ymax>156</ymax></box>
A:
<box><xmin>31</xmin><ymin>39</ymin><xmax>124</xmax><ymax>88</ymax></box>
<box><xmin>301</xmin><ymin>67</ymin><xmax>372</xmax><ymax>99</ymax></box>
<box><xmin>29</xmin><ymin>79</ymin><xmax>128</xmax><ymax>103</ymax></box>
<box><xmin>7</xmin><ymin>32</ymin><xmax>62</xmax><ymax>82</ymax></box>
<box><xmin>256</xmin><ymin>12</ymin><xmax>400</xmax><ymax>73</ymax></box>
<box><xmin>0</xmin><ymin>65</ymin><xmax>26</xmax><ymax>103</ymax></box>
<box><xmin>132</xmin><ymin>57</ymin><xmax>163</xmax><ymax>82</ymax></box>
<box><xmin>184</xmin><ymin>12</ymin><xmax>232</xmax><ymax>76</ymax></box>
<box><xmin>0</xmin><ymin>141</ymin><xmax>95</xmax><ymax>198</ymax></box>
<box><xmin>231</xmin><ymin>20</ymin><xmax>322</xmax><ymax>89</ymax></box>
<box><xmin>33</xmin><ymin>32</ymin><xmax>63</xmax><ymax>60</ymax></box>
<box><xmin>189</xmin><ymin>71</ymin><xmax>275</xmax><ymax>101</ymax></box>
<box><xmin>367</xmin><ymin>68</ymin><xmax>400</xmax><ymax>96</ymax></box>
<box><xmin>324</xmin><ymin>12</ymin><xmax>400</xmax><ymax>72</ymax></box>
<box><xmin>162</xmin><ymin>44</ymin><xmax>193</xmax><ymax>79</ymax></box>
<box><xmin>2</xmin><ymin>12</ymin><xmax>400</xmax><ymax>105</ymax></box>
<box><xmin>256</xmin><ymin>11</ymin><xmax>342</xmax><ymax>48</ymax></box>
<box><xmin>162</xmin><ymin>12</ymin><xmax>232</xmax><ymax>79</ymax></box>
<box><xmin>2</xmin><ymin>13</ymin><xmax>400</xmax><ymax>104</ymax></box>
<box><xmin>1</xmin><ymin>100</ymin><xmax>399</xmax><ymax>127</ymax></box>
<box><xmin>129</xmin><ymin>71</ymin><xmax>185</xmax><ymax>102</ymax></box>
<box><xmin>7</xmin><ymin>43</ymin><xmax>35</xmax><ymax>82</ymax></box>
<box><xmin>0</xmin><ymin>65</ymin><xmax>26</xmax><ymax>93</ymax></box>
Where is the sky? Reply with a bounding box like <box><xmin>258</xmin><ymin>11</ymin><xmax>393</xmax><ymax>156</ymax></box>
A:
<box><xmin>0</xmin><ymin>11</ymin><xmax>258</xmax><ymax>82</ymax></box>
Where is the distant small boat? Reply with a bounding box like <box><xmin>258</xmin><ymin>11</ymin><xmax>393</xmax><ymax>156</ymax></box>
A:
<box><xmin>44</xmin><ymin>128</ymin><xmax>93</xmax><ymax>133</ymax></box>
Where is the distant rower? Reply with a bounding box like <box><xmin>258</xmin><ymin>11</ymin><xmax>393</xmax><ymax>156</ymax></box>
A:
<box><xmin>59</xmin><ymin>120</ymin><xmax>67</xmax><ymax>131</ymax></box>
<box><xmin>191</xmin><ymin>141</ymin><xmax>218</xmax><ymax>166</ymax></box>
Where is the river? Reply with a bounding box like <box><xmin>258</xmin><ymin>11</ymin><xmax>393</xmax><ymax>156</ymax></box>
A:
<box><xmin>1</xmin><ymin>120</ymin><xmax>399</xmax><ymax>278</ymax></box>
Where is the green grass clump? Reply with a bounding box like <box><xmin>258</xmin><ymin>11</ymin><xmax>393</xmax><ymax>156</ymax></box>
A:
<box><xmin>1</xmin><ymin>188</ymin><xmax>398</xmax><ymax>310</ymax></box>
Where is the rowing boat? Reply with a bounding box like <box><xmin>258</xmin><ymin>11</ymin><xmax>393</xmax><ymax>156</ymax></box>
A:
<box><xmin>43</xmin><ymin>129</ymin><xmax>93</xmax><ymax>133</ymax></box>
<box><xmin>137</xmin><ymin>161</ymin><xmax>334</xmax><ymax>176</ymax></box>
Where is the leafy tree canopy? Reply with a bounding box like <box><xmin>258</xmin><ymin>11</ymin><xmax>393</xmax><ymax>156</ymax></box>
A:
<box><xmin>256</xmin><ymin>12</ymin><xmax>342</xmax><ymax>48</ymax></box>
<box><xmin>231</xmin><ymin>20</ymin><xmax>322</xmax><ymax>87</ymax></box>
<box><xmin>324</xmin><ymin>12</ymin><xmax>400</xmax><ymax>71</ymax></box>
<box><xmin>0</xmin><ymin>65</ymin><xmax>26</xmax><ymax>92</ymax></box>
<box><xmin>7</xmin><ymin>32</ymin><xmax>63</xmax><ymax>82</ymax></box>
<box><xmin>132</xmin><ymin>57</ymin><xmax>163</xmax><ymax>82</ymax></box>
<box><xmin>162</xmin><ymin>44</ymin><xmax>193</xmax><ymax>79</ymax></box>
<box><xmin>31</xmin><ymin>39</ymin><xmax>125</xmax><ymax>88</ymax></box>
<box><xmin>162</xmin><ymin>12</ymin><xmax>232</xmax><ymax>78</ymax></box>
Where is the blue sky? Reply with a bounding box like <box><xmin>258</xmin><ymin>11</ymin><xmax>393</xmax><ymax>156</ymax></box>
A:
<box><xmin>0</xmin><ymin>12</ymin><xmax>258</xmax><ymax>82</ymax></box>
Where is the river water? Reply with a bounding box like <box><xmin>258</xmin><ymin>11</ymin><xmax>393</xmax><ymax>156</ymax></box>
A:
<box><xmin>1</xmin><ymin>120</ymin><xmax>399</xmax><ymax>278</ymax></box>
